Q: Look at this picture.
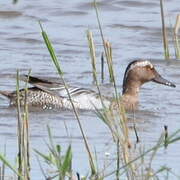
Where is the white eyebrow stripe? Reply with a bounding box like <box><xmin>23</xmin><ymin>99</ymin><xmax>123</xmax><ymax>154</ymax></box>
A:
<box><xmin>122</xmin><ymin>60</ymin><xmax>154</xmax><ymax>94</ymax></box>
<box><xmin>123</xmin><ymin>60</ymin><xmax>154</xmax><ymax>84</ymax></box>
<box><xmin>129</xmin><ymin>60</ymin><xmax>153</xmax><ymax>71</ymax></box>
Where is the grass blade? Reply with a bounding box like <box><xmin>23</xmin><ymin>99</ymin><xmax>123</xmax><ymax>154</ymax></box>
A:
<box><xmin>39</xmin><ymin>22</ymin><xmax>97</xmax><ymax>175</ymax></box>
<box><xmin>160</xmin><ymin>0</ymin><xmax>170</xmax><ymax>59</ymax></box>
<box><xmin>61</xmin><ymin>145</ymin><xmax>72</xmax><ymax>177</ymax></box>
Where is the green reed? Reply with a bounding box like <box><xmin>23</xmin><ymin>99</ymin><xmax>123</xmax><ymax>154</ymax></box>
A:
<box><xmin>86</xmin><ymin>20</ymin><xmax>131</xmax><ymax>179</ymax></box>
<box><xmin>1</xmin><ymin>1</ymin><xmax>180</xmax><ymax>178</ymax></box>
<box><xmin>103</xmin><ymin>129</ymin><xmax>180</xmax><ymax>179</ymax></box>
<box><xmin>104</xmin><ymin>41</ymin><xmax>115</xmax><ymax>83</ymax></box>
<box><xmin>86</xmin><ymin>28</ymin><xmax>108</xmax><ymax>109</ymax></box>
<box><xmin>35</xmin><ymin>125</ymin><xmax>72</xmax><ymax>179</ymax></box>
<box><xmin>0</xmin><ymin>71</ymin><xmax>31</xmax><ymax>180</ymax></box>
<box><xmin>12</xmin><ymin>0</ymin><xmax>18</xmax><ymax>4</ymax></box>
<box><xmin>93</xmin><ymin>1</ymin><xmax>142</xmax><ymax>178</ymax></box>
<box><xmin>16</xmin><ymin>70</ymin><xmax>31</xmax><ymax>180</ymax></box>
<box><xmin>174</xmin><ymin>14</ymin><xmax>180</xmax><ymax>59</ymax></box>
<box><xmin>0</xmin><ymin>144</ymin><xmax>6</xmax><ymax>180</ymax></box>
<box><xmin>101</xmin><ymin>52</ymin><xmax>104</xmax><ymax>82</ymax></box>
<box><xmin>160</xmin><ymin>0</ymin><xmax>170</xmax><ymax>59</ymax></box>
<box><xmin>87</xmin><ymin>30</ymin><xmax>97</xmax><ymax>82</ymax></box>
<box><xmin>0</xmin><ymin>153</ymin><xmax>19</xmax><ymax>179</ymax></box>
<box><xmin>39</xmin><ymin>22</ymin><xmax>97</xmax><ymax>176</ymax></box>
<box><xmin>95</xmin><ymin>105</ymin><xmax>135</xmax><ymax>179</ymax></box>
<box><xmin>91</xmin><ymin>2</ymin><xmax>180</xmax><ymax>179</ymax></box>
<box><xmin>95</xmin><ymin>102</ymin><xmax>180</xmax><ymax>179</ymax></box>
<box><xmin>159</xmin><ymin>0</ymin><xmax>180</xmax><ymax>60</ymax></box>
<box><xmin>94</xmin><ymin>0</ymin><xmax>121</xmax><ymax>115</ymax></box>
<box><xmin>94</xmin><ymin>0</ymin><xmax>116</xmax><ymax>84</ymax></box>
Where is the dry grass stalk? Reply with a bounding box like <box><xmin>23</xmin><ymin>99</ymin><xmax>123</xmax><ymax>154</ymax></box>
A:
<box><xmin>101</xmin><ymin>52</ymin><xmax>104</xmax><ymax>82</ymax></box>
<box><xmin>39</xmin><ymin>22</ymin><xmax>97</xmax><ymax>176</ymax></box>
<box><xmin>160</xmin><ymin>0</ymin><xmax>170</xmax><ymax>59</ymax></box>
<box><xmin>174</xmin><ymin>14</ymin><xmax>180</xmax><ymax>59</ymax></box>
<box><xmin>16</xmin><ymin>70</ymin><xmax>30</xmax><ymax>180</ymax></box>
<box><xmin>97</xmin><ymin>104</ymin><xmax>137</xmax><ymax>179</ymax></box>
<box><xmin>87</xmin><ymin>30</ymin><xmax>97</xmax><ymax>81</ymax></box>
<box><xmin>105</xmin><ymin>41</ymin><xmax>115</xmax><ymax>83</ymax></box>
<box><xmin>94</xmin><ymin>0</ymin><xmax>117</xmax><ymax>83</ymax></box>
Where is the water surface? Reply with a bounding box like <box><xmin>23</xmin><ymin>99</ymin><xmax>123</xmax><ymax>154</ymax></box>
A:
<box><xmin>0</xmin><ymin>0</ymin><xmax>180</xmax><ymax>179</ymax></box>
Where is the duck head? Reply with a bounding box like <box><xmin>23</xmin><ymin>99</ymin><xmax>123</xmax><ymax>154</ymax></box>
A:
<box><xmin>122</xmin><ymin>60</ymin><xmax>175</xmax><ymax>96</ymax></box>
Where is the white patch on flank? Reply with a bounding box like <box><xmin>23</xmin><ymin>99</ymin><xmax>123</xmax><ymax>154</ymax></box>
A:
<box><xmin>62</xmin><ymin>92</ymin><xmax>111</xmax><ymax>110</ymax></box>
<box><xmin>51</xmin><ymin>85</ymin><xmax>111</xmax><ymax>110</ymax></box>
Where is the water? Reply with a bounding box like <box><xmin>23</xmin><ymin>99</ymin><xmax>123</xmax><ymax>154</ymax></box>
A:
<box><xmin>0</xmin><ymin>0</ymin><xmax>180</xmax><ymax>179</ymax></box>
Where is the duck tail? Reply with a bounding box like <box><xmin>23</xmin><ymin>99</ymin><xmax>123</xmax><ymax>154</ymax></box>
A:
<box><xmin>0</xmin><ymin>90</ymin><xmax>13</xmax><ymax>99</ymax></box>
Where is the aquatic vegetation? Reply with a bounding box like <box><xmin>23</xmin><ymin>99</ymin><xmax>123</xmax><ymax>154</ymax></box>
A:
<box><xmin>34</xmin><ymin>126</ymin><xmax>72</xmax><ymax>179</ymax></box>
<box><xmin>38</xmin><ymin>21</ymin><xmax>180</xmax><ymax>180</ymax></box>
<box><xmin>94</xmin><ymin>0</ymin><xmax>115</xmax><ymax>83</ymax></box>
<box><xmin>0</xmin><ymin>1</ymin><xmax>180</xmax><ymax>180</ymax></box>
<box><xmin>16</xmin><ymin>70</ymin><xmax>31</xmax><ymax>180</ymax></box>
<box><xmin>0</xmin><ymin>23</ymin><xmax>179</xmax><ymax>180</ymax></box>
<box><xmin>0</xmin><ymin>71</ymin><xmax>30</xmax><ymax>180</ymax></box>
<box><xmin>174</xmin><ymin>15</ymin><xmax>180</xmax><ymax>59</ymax></box>
<box><xmin>160</xmin><ymin>0</ymin><xmax>180</xmax><ymax>60</ymax></box>
<box><xmin>87</xmin><ymin>30</ymin><xmax>97</xmax><ymax>82</ymax></box>
<box><xmin>13</xmin><ymin>0</ymin><xmax>18</xmax><ymax>4</ymax></box>
<box><xmin>160</xmin><ymin>0</ymin><xmax>170</xmax><ymax>59</ymax></box>
<box><xmin>39</xmin><ymin>22</ymin><xmax>98</xmax><ymax>176</ymax></box>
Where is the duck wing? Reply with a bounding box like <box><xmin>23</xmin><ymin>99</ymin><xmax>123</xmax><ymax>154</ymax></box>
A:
<box><xmin>21</xmin><ymin>75</ymin><xmax>61</xmax><ymax>88</ymax></box>
<box><xmin>21</xmin><ymin>75</ymin><xmax>99</xmax><ymax>98</ymax></box>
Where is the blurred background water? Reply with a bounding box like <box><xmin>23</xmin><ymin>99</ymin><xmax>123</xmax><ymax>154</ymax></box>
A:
<box><xmin>0</xmin><ymin>0</ymin><xmax>180</xmax><ymax>179</ymax></box>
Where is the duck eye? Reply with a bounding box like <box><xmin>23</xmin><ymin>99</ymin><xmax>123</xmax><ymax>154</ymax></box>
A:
<box><xmin>147</xmin><ymin>65</ymin><xmax>153</xmax><ymax>70</ymax></box>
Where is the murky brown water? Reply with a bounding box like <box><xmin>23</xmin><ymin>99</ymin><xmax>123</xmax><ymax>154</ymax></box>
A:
<box><xmin>0</xmin><ymin>0</ymin><xmax>180</xmax><ymax>179</ymax></box>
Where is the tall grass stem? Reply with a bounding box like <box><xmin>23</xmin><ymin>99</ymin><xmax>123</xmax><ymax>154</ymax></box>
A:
<box><xmin>94</xmin><ymin>0</ymin><xmax>117</xmax><ymax>84</ymax></box>
<box><xmin>39</xmin><ymin>22</ymin><xmax>97</xmax><ymax>175</ymax></box>
<box><xmin>101</xmin><ymin>52</ymin><xmax>104</xmax><ymax>82</ymax></box>
<box><xmin>160</xmin><ymin>0</ymin><xmax>170</xmax><ymax>59</ymax></box>
<box><xmin>16</xmin><ymin>70</ymin><xmax>31</xmax><ymax>180</ymax></box>
<box><xmin>174</xmin><ymin>14</ymin><xmax>180</xmax><ymax>59</ymax></box>
<box><xmin>87</xmin><ymin>30</ymin><xmax>97</xmax><ymax>82</ymax></box>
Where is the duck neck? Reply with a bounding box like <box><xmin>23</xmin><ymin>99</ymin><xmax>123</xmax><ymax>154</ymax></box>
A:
<box><xmin>122</xmin><ymin>80</ymin><xmax>141</xmax><ymax>98</ymax></box>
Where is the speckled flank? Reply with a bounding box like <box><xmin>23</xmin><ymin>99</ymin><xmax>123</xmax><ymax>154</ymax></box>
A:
<box><xmin>9</xmin><ymin>90</ymin><xmax>65</xmax><ymax>110</ymax></box>
<box><xmin>8</xmin><ymin>88</ymin><xmax>109</xmax><ymax>110</ymax></box>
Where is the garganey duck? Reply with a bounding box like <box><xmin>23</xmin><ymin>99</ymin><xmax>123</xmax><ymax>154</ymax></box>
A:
<box><xmin>0</xmin><ymin>60</ymin><xmax>175</xmax><ymax>110</ymax></box>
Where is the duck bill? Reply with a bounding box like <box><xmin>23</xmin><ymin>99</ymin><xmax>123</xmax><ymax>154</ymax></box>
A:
<box><xmin>152</xmin><ymin>73</ymin><xmax>176</xmax><ymax>87</ymax></box>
